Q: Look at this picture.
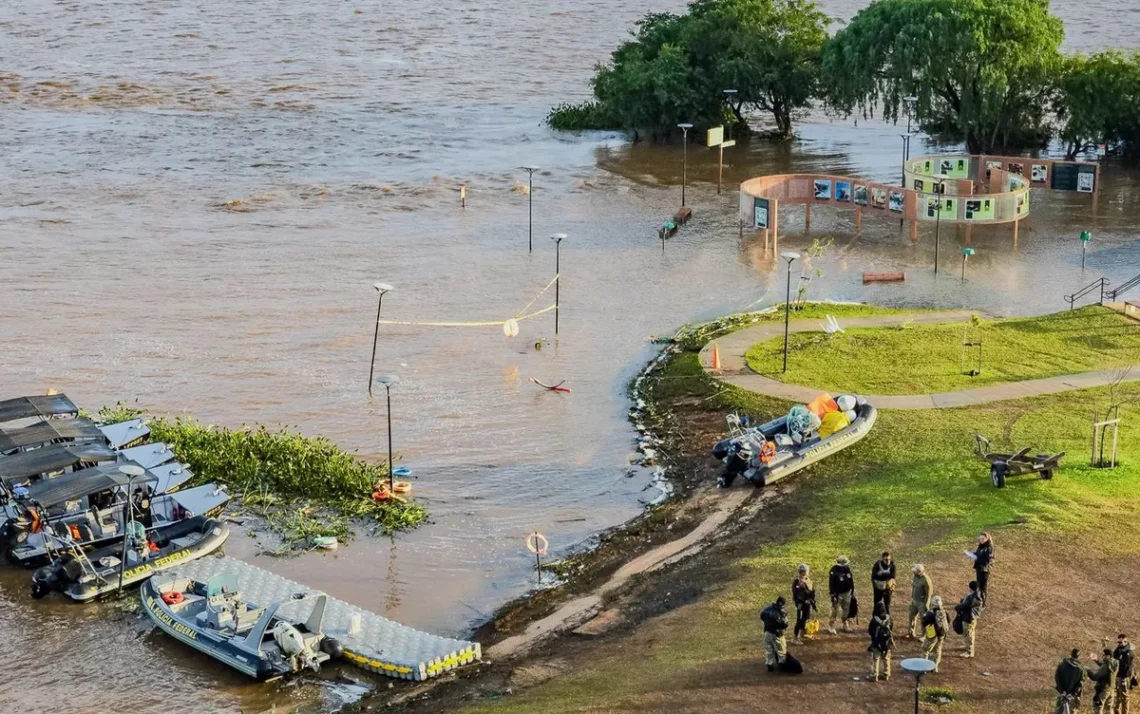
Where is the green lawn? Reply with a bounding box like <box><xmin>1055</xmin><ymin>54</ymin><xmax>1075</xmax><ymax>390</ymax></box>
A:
<box><xmin>461</xmin><ymin>351</ymin><xmax>1140</xmax><ymax>714</ymax></box>
<box><xmin>744</xmin><ymin>306</ymin><xmax>1140</xmax><ymax>395</ymax></box>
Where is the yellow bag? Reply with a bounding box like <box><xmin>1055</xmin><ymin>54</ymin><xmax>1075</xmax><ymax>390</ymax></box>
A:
<box><xmin>819</xmin><ymin>410</ymin><xmax>850</xmax><ymax>438</ymax></box>
<box><xmin>925</xmin><ymin>624</ymin><xmax>937</xmax><ymax>639</ymax></box>
<box><xmin>806</xmin><ymin>619</ymin><xmax>820</xmax><ymax>636</ymax></box>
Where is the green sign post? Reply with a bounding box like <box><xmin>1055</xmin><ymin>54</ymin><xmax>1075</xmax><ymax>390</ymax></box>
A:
<box><xmin>1080</xmin><ymin>230</ymin><xmax>1092</xmax><ymax>269</ymax></box>
<box><xmin>961</xmin><ymin>247</ymin><xmax>975</xmax><ymax>282</ymax></box>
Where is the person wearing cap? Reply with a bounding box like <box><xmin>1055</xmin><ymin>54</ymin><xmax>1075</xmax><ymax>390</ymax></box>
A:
<box><xmin>828</xmin><ymin>555</ymin><xmax>855</xmax><ymax>634</ymax></box>
<box><xmin>908</xmin><ymin>564</ymin><xmax>932</xmax><ymax>639</ymax></box>
<box><xmin>1089</xmin><ymin>648</ymin><xmax>1120</xmax><ymax>714</ymax></box>
<box><xmin>871</xmin><ymin>551</ymin><xmax>897</xmax><ymax>618</ymax></box>
<box><xmin>760</xmin><ymin>596</ymin><xmax>789</xmax><ymax>672</ymax></box>
<box><xmin>791</xmin><ymin>564</ymin><xmax>817</xmax><ymax>645</ymax></box>
<box><xmin>954</xmin><ymin>580</ymin><xmax>982</xmax><ymax>658</ymax></box>
<box><xmin>868</xmin><ymin>600</ymin><xmax>894</xmax><ymax>682</ymax></box>
<box><xmin>1114</xmin><ymin>634</ymin><xmax>1134</xmax><ymax>714</ymax></box>
<box><xmin>920</xmin><ymin>595</ymin><xmax>949</xmax><ymax>672</ymax></box>
<box><xmin>1056</xmin><ymin>649</ymin><xmax>1085</xmax><ymax>714</ymax></box>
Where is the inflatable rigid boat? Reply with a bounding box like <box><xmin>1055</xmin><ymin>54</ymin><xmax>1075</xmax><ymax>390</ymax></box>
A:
<box><xmin>31</xmin><ymin>515</ymin><xmax>229</xmax><ymax>601</ymax></box>
<box><xmin>142</xmin><ymin>573</ymin><xmax>344</xmax><ymax>680</ymax></box>
<box><xmin>712</xmin><ymin>398</ymin><xmax>877</xmax><ymax>488</ymax></box>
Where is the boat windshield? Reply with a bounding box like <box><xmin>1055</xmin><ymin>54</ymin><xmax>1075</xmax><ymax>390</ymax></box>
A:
<box><xmin>206</xmin><ymin>574</ymin><xmax>240</xmax><ymax>600</ymax></box>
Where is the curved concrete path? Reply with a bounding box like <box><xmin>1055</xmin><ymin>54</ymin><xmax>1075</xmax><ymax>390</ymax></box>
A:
<box><xmin>698</xmin><ymin>311</ymin><xmax>1140</xmax><ymax>409</ymax></box>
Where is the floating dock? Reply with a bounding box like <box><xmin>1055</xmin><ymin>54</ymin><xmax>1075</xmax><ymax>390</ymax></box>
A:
<box><xmin>173</xmin><ymin>556</ymin><xmax>481</xmax><ymax>681</ymax></box>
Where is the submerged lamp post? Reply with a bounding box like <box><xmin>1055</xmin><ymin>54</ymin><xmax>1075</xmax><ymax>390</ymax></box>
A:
<box><xmin>723</xmin><ymin>89</ymin><xmax>738</xmax><ymax>140</ymax></box>
<box><xmin>933</xmin><ymin>174</ymin><xmax>949</xmax><ymax>274</ymax></box>
<box><xmin>551</xmin><ymin>233</ymin><xmax>565</xmax><ymax>335</ymax></box>
<box><xmin>899</xmin><ymin>134</ymin><xmax>912</xmax><ymax>187</ymax></box>
<box><xmin>1080</xmin><ymin>230</ymin><xmax>1092</xmax><ymax>269</ymax></box>
<box><xmin>903</xmin><ymin>95</ymin><xmax>918</xmax><ymax>137</ymax></box>
<box><xmin>521</xmin><ymin>166</ymin><xmax>540</xmax><ymax>253</ymax></box>
<box><xmin>901</xmin><ymin>658</ymin><xmax>937</xmax><ymax>714</ymax></box>
<box><xmin>118</xmin><ymin>464</ymin><xmax>146</xmax><ymax>592</ymax></box>
<box><xmin>376</xmin><ymin>375</ymin><xmax>399</xmax><ymax>491</ymax></box>
<box><xmin>961</xmin><ymin>247</ymin><xmax>975</xmax><ymax>282</ymax></box>
<box><xmin>781</xmin><ymin>251</ymin><xmax>800</xmax><ymax>373</ymax></box>
<box><xmin>677</xmin><ymin>123</ymin><xmax>693</xmax><ymax>207</ymax></box>
<box><xmin>367</xmin><ymin>282</ymin><xmax>394</xmax><ymax>397</ymax></box>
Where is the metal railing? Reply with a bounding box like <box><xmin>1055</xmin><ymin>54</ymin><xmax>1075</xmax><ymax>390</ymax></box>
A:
<box><xmin>1106</xmin><ymin>273</ymin><xmax>1140</xmax><ymax>301</ymax></box>
<box><xmin>1064</xmin><ymin>277</ymin><xmax>1109</xmax><ymax>309</ymax></box>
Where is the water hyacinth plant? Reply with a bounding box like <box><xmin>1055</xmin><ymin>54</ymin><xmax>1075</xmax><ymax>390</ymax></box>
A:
<box><xmin>95</xmin><ymin>404</ymin><xmax>426</xmax><ymax>549</ymax></box>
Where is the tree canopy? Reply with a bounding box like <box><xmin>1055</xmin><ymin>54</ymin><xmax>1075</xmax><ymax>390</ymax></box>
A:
<box><xmin>821</xmin><ymin>0</ymin><xmax>1064</xmax><ymax>154</ymax></box>
<box><xmin>1055</xmin><ymin>51</ymin><xmax>1140</xmax><ymax>159</ymax></box>
<box><xmin>548</xmin><ymin>0</ymin><xmax>829</xmax><ymax>140</ymax></box>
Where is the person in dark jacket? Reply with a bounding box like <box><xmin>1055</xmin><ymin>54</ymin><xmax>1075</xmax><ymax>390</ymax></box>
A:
<box><xmin>871</xmin><ymin>551</ymin><xmax>897</xmax><ymax>618</ymax></box>
<box><xmin>827</xmin><ymin>555</ymin><xmax>855</xmax><ymax>634</ymax></box>
<box><xmin>954</xmin><ymin>581</ymin><xmax>982</xmax><ymax>658</ymax></box>
<box><xmin>761</xmin><ymin>596</ymin><xmax>789</xmax><ymax>672</ymax></box>
<box><xmin>920</xmin><ymin>595</ymin><xmax>949</xmax><ymax>672</ymax></box>
<box><xmin>972</xmin><ymin>532</ymin><xmax>995</xmax><ymax>606</ymax></box>
<box><xmin>868</xmin><ymin>600</ymin><xmax>894</xmax><ymax>681</ymax></box>
<box><xmin>1089</xmin><ymin>648</ymin><xmax>1120</xmax><ymax>714</ymax></box>
<box><xmin>1114</xmin><ymin>634</ymin><xmax>1134</xmax><ymax>714</ymax></box>
<box><xmin>791</xmin><ymin>564</ymin><xmax>817</xmax><ymax>644</ymax></box>
<box><xmin>1056</xmin><ymin>649</ymin><xmax>1084</xmax><ymax>714</ymax></box>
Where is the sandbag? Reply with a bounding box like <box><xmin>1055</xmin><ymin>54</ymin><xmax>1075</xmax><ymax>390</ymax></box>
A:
<box><xmin>807</xmin><ymin>393</ymin><xmax>839</xmax><ymax>418</ymax></box>
<box><xmin>819</xmin><ymin>411</ymin><xmax>850</xmax><ymax>438</ymax></box>
<box><xmin>836</xmin><ymin>395</ymin><xmax>856</xmax><ymax>412</ymax></box>
<box><xmin>844</xmin><ymin>409</ymin><xmax>857</xmax><ymax>422</ymax></box>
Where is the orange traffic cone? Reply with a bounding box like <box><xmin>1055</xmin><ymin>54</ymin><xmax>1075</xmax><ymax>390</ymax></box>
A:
<box><xmin>711</xmin><ymin>343</ymin><xmax>722</xmax><ymax>370</ymax></box>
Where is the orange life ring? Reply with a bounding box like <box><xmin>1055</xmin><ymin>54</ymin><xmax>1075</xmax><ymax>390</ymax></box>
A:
<box><xmin>161</xmin><ymin>591</ymin><xmax>185</xmax><ymax>605</ymax></box>
<box><xmin>392</xmin><ymin>481</ymin><xmax>412</xmax><ymax>494</ymax></box>
<box><xmin>371</xmin><ymin>489</ymin><xmax>390</xmax><ymax>501</ymax></box>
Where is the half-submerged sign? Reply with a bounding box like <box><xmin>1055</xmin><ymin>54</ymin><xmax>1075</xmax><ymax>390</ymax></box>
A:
<box><xmin>754</xmin><ymin>196</ymin><xmax>770</xmax><ymax>228</ymax></box>
<box><xmin>707</xmin><ymin>126</ymin><xmax>724</xmax><ymax>147</ymax></box>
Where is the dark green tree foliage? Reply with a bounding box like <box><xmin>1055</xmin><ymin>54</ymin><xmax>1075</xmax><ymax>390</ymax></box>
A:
<box><xmin>822</xmin><ymin>0</ymin><xmax>1063</xmax><ymax>154</ymax></box>
<box><xmin>1055</xmin><ymin>51</ymin><xmax>1140</xmax><ymax>159</ymax></box>
<box><xmin>548</xmin><ymin>0</ymin><xmax>829</xmax><ymax>140</ymax></box>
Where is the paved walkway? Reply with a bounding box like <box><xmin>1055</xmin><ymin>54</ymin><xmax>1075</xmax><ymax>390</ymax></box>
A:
<box><xmin>699</xmin><ymin>311</ymin><xmax>1140</xmax><ymax>409</ymax></box>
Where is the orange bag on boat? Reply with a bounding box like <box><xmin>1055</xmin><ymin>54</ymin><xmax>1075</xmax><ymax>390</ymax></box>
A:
<box><xmin>759</xmin><ymin>440</ymin><xmax>777</xmax><ymax>464</ymax></box>
<box><xmin>807</xmin><ymin>393</ymin><xmax>839</xmax><ymax>419</ymax></box>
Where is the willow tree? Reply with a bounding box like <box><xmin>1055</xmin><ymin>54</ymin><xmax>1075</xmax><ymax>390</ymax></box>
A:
<box><xmin>1055</xmin><ymin>51</ymin><xmax>1140</xmax><ymax>159</ymax></box>
<box><xmin>822</xmin><ymin>0</ymin><xmax>1064</xmax><ymax>154</ymax></box>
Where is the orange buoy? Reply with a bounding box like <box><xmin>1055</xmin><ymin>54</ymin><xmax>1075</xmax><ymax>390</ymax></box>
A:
<box><xmin>392</xmin><ymin>481</ymin><xmax>412</xmax><ymax>494</ymax></box>
<box><xmin>161</xmin><ymin>590</ymin><xmax>185</xmax><ymax>605</ymax></box>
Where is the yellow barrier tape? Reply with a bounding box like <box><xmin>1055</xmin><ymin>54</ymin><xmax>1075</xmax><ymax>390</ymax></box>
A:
<box><xmin>376</xmin><ymin>276</ymin><xmax>559</xmax><ymax>329</ymax></box>
<box><xmin>513</xmin><ymin>274</ymin><xmax>559</xmax><ymax>319</ymax></box>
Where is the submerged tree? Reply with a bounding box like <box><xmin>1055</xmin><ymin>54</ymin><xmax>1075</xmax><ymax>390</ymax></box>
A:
<box><xmin>548</xmin><ymin>0</ymin><xmax>829</xmax><ymax>140</ymax></box>
<box><xmin>1055</xmin><ymin>51</ymin><xmax>1140</xmax><ymax>159</ymax></box>
<box><xmin>822</xmin><ymin>0</ymin><xmax>1064</xmax><ymax>154</ymax></box>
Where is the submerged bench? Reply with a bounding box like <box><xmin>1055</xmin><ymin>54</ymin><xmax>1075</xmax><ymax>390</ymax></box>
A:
<box><xmin>863</xmin><ymin>272</ymin><xmax>905</xmax><ymax>284</ymax></box>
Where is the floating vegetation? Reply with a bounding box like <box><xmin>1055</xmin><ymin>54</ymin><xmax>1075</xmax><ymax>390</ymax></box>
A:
<box><xmin>95</xmin><ymin>404</ymin><xmax>426</xmax><ymax>553</ymax></box>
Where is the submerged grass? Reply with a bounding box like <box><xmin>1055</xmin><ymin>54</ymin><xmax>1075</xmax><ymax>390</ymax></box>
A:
<box><xmin>459</xmin><ymin>313</ymin><xmax>1140</xmax><ymax>714</ymax></box>
<box><xmin>96</xmin><ymin>404</ymin><xmax>426</xmax><ymax>550</ymax></box>
<box><xmin>745</xmin><ymin>305</ymin><xmax>1140</xmax><ymax>394</ymax></box>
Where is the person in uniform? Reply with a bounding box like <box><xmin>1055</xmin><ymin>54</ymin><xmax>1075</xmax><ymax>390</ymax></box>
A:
<box><xmin>954</xmin><ymin>581</ymin><xmax>982</xmax><ymax>658</ymax></box>
<box><xmin>868</xmin><ymin>600</ymin><xmax>894</xmax><ymax>682</ymax></box>
<box><xmin>1056</xmin><ymin>649</ymin><xmax>1084</xmax><ymax>714</ymax></box>
<box><xmin>908</xmin><ymin>564</ymin><xmax>932</xmax><ymax>639</ymax></box>
<box><xmin>791</xmin><ymin>564</ymin><xmax>817</xmax><ymax>645</ymax></box>
<box><xmin>1088</xmin><ymin>648</ymin><xmax>1120</xmax><ymax>714</ymax></box>
<box><xmin>761</xmin><ymin>596</ymin><xmax>789</xmax><ymax>672</ymax></box>
<box><xmin>871</xmin><ymin>551</ymin><xmax>897</xmax><ymax>618</ymax></box>
<box><xmin>972</xmin><ymin>532</ymin><xmax>995</xmax><ymax>606</ymax></box>
<box><xmin>1114</xmin><ymin>634</ymin><xmax>1134</xmax><ymax>714</ymax></box>
<box><xmin>828</xmin><ymin>555</ymin><xmax>855</xmax><ymax>634</ymax></box>
<box><xmin>920</xmin><ymin>595</ymin><xmax>949</xmax><ymax>672</ymax></box>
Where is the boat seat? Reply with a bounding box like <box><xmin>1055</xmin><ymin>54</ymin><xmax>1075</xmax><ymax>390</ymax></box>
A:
<box><xmin>233</xmin><ymin>607</ymin><xmax>265</xmax><ymax>633</ymax></box>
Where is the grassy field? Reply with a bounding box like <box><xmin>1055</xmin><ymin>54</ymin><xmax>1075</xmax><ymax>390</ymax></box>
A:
<box><xmin>744</xmin><ymin>305</ymin><xmax>1140</xmax><ymax>395</ymax></box>
<box><xmin>459</xmin><ymin>348</ymin><xmax>1140</xmax><ymax>714</ymax></box>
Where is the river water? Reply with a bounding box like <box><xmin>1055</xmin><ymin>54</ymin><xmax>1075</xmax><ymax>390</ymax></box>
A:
<box><xmin>2</xmin><ymin>1</ymin><xmax>1139</xmax><ymax>711</ymax></box>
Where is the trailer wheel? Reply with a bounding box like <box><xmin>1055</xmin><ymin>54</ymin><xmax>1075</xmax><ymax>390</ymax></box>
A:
<box><xmin>1040</xmin><ymin>469</ymin><xmax>1053</xmax><ymax>480</ymax></box>
<box><xmin>991</xmin><ymin>463</ymin><xmax>1008</xmax><ymax>488</ymax></box>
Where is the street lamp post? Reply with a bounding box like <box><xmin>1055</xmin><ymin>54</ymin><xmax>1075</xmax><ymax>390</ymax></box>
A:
<box><xmin>551</xmin><ymin>233</ymin><xmax>565</xmax><ymax>335</ymax></box>
<box><xmin>368</xmin><ymin>282</ymin><xmax>394</xmax><ymax>397</ymax></box>
<box><xmin>722</xmin><ymin>90</ymin><xmax>738</xmax><ymax>141</ymax></box>
<box><xmin>900</xmin><ymin>134</ymin><xmax>910</xmax><ymax>187</ymax></box>
<box><xmin>903</xmin><ymin>95</ymin><xmax>918</xmax><ymax>137</ymax></box>
<box><xmin>961</xmin><ymin>247</ymin><xmax>975</xmax><ymax>282</ymax></box>
<box><xmin>901</xmin><ymin>658</ymin><xmax>937</xmax><ymax>714</ymax></box>
<box><xmin>677</xmin><ymin>123</ymin><xmax>693</xmax><ymax>207</ymax></box>
<box><xmin>933</xmin><ymin>174</ymin><xmax>949</xmax><ymax>274</ymax></box>
<box><xmin>521</xmin><ymin>166</ymin><xmax>540</xmax><ymax>252</ymax></box>
<box><xmin>376</xmin><ymin>375</ymin><xmax>399</xmax><ymax>491</ymax></box>
<box><xmin>781</xmin><ymin>251</ymin><xmax>800</xmax><ymax>373</ymax></box>
<box><xmin>1080</xmin><ymin>230</ymin><xmax>1092</xmax><ymax>269</ymax></box>
<box><xmin>118</xmin><ymin>464</ymin><xmax>146</xmax><ymax>592</ymax></box>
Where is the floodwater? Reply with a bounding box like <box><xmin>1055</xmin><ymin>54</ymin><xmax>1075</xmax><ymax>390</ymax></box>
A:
<box><xmin>2</xmin><ymin>0</ymin><xmax>1139</xmax><ymax>711</ymax></box>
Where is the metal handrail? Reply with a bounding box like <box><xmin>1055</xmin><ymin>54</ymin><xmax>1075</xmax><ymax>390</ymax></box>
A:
<box><xmin>1107</xmin><ymin>273</ymin><xmax>1140</xmax><ymax>301</ymax></box>
<box><xmin>1064</xmin><ymin>277</ymin><xmax>1109</xmax><ymax>309</ymax></box>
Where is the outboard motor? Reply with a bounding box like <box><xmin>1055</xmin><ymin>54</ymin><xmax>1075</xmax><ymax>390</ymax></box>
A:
<box><xmin>320</xmin><ymin>636</ymin><xmax>345</xmax><ymax>659</ymax></box>
<box><xmin>272</xmin><ymin>621</ymin><xmax>321</xmax><ymax>672</ymax></box>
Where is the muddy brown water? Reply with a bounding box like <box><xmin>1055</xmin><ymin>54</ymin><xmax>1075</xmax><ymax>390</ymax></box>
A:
<box><xmin>2</xmin><ymin>0</ymin><xmax>1139</xmax><ymax>711</ymax></box>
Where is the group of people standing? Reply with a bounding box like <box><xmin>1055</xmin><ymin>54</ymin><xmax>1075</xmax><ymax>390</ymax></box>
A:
<box><xmin>760</xmin><ymin>532</ymin><xmax>996</xmax><ymax>682</ymax></box>
<box><xmin>1055</xmin><ymin>638</ymin><xmax>1135</xmax><ymax>714</ymax></box>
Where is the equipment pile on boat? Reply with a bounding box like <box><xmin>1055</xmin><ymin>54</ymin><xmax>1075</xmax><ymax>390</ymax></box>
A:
<box><xmin>712</xmin><ymin>393</ymin><xmax>877</xmax><ymax>487</ymax></box>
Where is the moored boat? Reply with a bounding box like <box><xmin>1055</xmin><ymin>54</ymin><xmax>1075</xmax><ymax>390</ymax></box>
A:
<box><xmin>142</xmin><ymin>574</ymin><xmax>344</xmax><ymax>680</ymax></box>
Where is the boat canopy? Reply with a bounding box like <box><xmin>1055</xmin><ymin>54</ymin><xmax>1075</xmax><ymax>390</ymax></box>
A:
<box><xmin>24</xmin><ymin>464</ymin><xmax>157</xmax><ymax>507</ymax></box>
<box><xmin>207</xmin><ymin>574</ymin><xmax>240</xmax><ymax>600</ymax></box>
<box><xmin>0</xmin><ymin>418</ymin><xmax>104</xmax><ymax>452</ymax></box>
<box><xmin>97</xmin><ymin>420</ymin><xmax>150</xmax><ymax>450</ymax></box>
<box><xmin>0</xmin><ymin>394</ymin><xmax>79</xmax><ymax>424</ymax></box>
<box><xmin>0</xmin><ymin>443</ymin><xmax>118</xmax><ymax>485</ymax></box>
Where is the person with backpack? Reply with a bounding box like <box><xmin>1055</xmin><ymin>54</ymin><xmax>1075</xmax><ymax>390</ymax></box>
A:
<box><xmin>971</xmin><ymin>532</ymin><xmax>995</xmax><ymax>606</ymax></box>
<box><xmin>953</xmin><ymin>581</ymin><xmax>982</xmax><ymax>658</ymax></box>
<box><xmin>908</xmin><ymin>563</ymin><xmax>932</xmax><ymax>639</ymax></box>
<box><xmin>1088</xmin><ymin>648</ymin><xmax>1120</xmax><ymax>714</ymax></box>
<box><xmin>791</xmin><ymin>564</ymin><xmax>817</xmax><ymax>645</ymax></box>
<box><xmin>1056</xmin><ymin>649</ymin><xmax>1085</xmax><ymax>714</ymax></box>
<box><xmin>827</xmin><ymin>555</ymin><xmax>855</xmax><ymax>634</ymax></box>
<box><xmin>868</xmin><ymin>600</ymin><xmax>894</xmax><ymax>682</ymax></box>
<box><xmin>871</xmin><ymin>551</ymin><xmax>897</xmax><ymax>618</ymax></box>
<box><xmin>1114</xmin><ymin>634</ymin><xmax>1134</xmax><ymax>714</ymax></box>
<box><xmin>920</xmin><ymin>595</ymin><xmax>949</xmax><ymax>672</ymax></box>
<box><xmin>761</xmin><ymin>596</ymin><xmax>789</xmax><ymax>672</ymax></box>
